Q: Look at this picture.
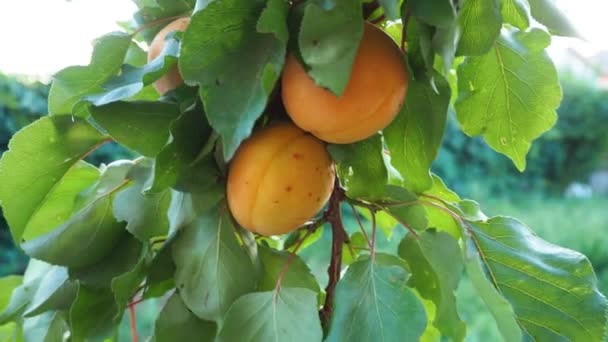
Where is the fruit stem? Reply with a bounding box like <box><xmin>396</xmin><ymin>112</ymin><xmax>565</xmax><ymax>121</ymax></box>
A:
<box><xmin>319</xmin><ymin>177</ymin><xmax>347</xmax><ymax>330</ymax></box>
<box><xmin>369</xmin><ymin>208</ymin><xmax>377</xmax><ymax>261</ymax></box>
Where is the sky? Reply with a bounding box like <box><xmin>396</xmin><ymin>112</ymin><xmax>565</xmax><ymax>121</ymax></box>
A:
<box><xmin>0</xmin><ymin>0</ymin><xmax>606</xmax><ymax>78</ymax></box>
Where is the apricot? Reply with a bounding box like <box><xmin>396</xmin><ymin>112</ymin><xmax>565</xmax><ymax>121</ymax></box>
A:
<box><xmin>147</xmin><ymin>17</ymin><xmax>190</xmax><ymax>95</ymax></box>
<box><xmin>227</xmin><ymin>122</ymin><xmax>335</xmax><ymax>236</ymax></box>
<box><xmin>281</xmin><ymin>22</ymin><xmax>408</xmax><ymax>144</ymax></box>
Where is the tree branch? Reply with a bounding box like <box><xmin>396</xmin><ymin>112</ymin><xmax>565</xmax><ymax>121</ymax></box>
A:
<box><xmin>319</xmin><ymin>177</ymin><xmax>347</xmax><ymax>329</ymax></box>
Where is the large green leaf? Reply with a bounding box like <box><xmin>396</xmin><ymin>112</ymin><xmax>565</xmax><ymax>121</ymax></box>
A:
<box><xmin>20</xmin><ymin>161</ymin><xmax>133</xmax><ymax>268</ymax></box>
<box><xmin>501</xmin><ymin>0</ymin><xmax>530</xmax><ymax>29</ymax></box>
<box><xmin>298</xmin><ymin>0</ymin><xmax>363</xmax><ymax>95</ymax></box>
<box><xmin>154</xmin><ymin>293</ymin><xmax>216</xmax><ymax>342</ymax></box>
<box><xmin>528</xmin><ymin>0</ymin><xmax>579</xmax><ymax>37</ymax></box>
<box><xmin>0</xmin><ymin>277</ymin><xmax>23</xmax><ymax>312</ymax></box>
<box><xmin>84</xmin><ymin>35</ymin><xmax>180</xmax><ymax>105</ymax></box>
<box><xmin>0</xmin><ymin>261</ymin><xmax>53</xmax><ymax>325</ymax></box>
<box><xmin>464</xmin><ymin>216</ymin><xmax>608</xmax><ymax>341</ymax></box>
<box><xmin>23</xmin><ymin>266</ymin><xmax>77</xmax><ymax>317</ymax></box>
<box><xmin>48</xmin><ymin>33</ymin><xmax>132</xmax><ymax>115</ymax></box>
<box><xmin>90</xmin><ymin>101</ymin><xmax>180</xmax><ymax>157</ymax></box>
<box><xmin>149</xmin><ymin>108</ymin><xmax>212</xmax><ymax>192</ymax></box>
<box><xmin>23</xmin><ymin>311</ymin><xmax>69</xmax><ymax>342</ymax></box>
<box><xmin>113</xmin><ymin>161</ymin><xmax>171</xmax><ymax>241</ymax></box>
<box><xmin>455</xmin><ymin>27</ymin><xmax>561</xmax><ymax>171</ymax></box>
<box><xmin>217</xmin><ymin>288</ymin><xmax>322</xmax><ymax>342</ymax></box>
<box><xmin>172</xmin><ymin>206</ymin><xmax>256</xmax><ymax>320</ymax></box>
<box><xmin>398</xmin><ymin>230</ymin><xmax>466</xmax><ymax>341</ymax></box>
<box><xmin>380</xmin><ymin>185</ymin><xmax>428</xmax><ymax>232</ymax></box>
<box><xmin>409</xmin><ymin>0</ymin><xmax>457</xmax><ymax>28</ymax></box>
<box><xmin>257</xmin><ymin>245</ymin><xmax>320</xmax><ymax>293</ymax></box>
<box><xmin>69</xmin><ymin>286</ymin><xmax>120</xmax><ymax>342</ymax></box>
<box><xmin>22</xmin><ymin>162</ymin><xmax>100</xmax><ymax>241</ymax></box>
<box><xmin>180</xmin><ymin>0</ymin><xmax>288</xmax><ymax>160</ymax></box>
<box><xmin>378</xmin><ymin>0</ymin><xmax>401</xmax><ymax>20</ymax></box>
<box><xmin>326</xmin><ymin>255</ymin><xmax>427</xmax><ymax>342</ymax></box>
<box><xmin>329</xmin><ymin>134</ymin><xmax>388</xmax><ymax>200</ymax></box>
<box><xmin>384</xmin><ymin>74</ymin><xmax>450</xmax><ymax>193</ymax></box>
<box><xmin>457</xmin><ymin>0</ymin><xmax>501</xmax><ymax>56</ymax></box>
<box><xmin>0</xmin><ymin>116</ymin><xmax>107</xmax><ymax>243</ymax></box>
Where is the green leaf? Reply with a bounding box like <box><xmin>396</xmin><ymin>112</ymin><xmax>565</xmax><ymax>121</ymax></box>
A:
<box><xmin>0</xmin><ymin>277</ymin><xmax>23</xmax><ymax>312</ymax></box>
<box><xmin>48</xmin><ymin>33</ymin><xmax>132</xmax><ymax>115</ymax></box>
<box><xmin>378</xmin><ymin>0</ymin><xmax>401</xmax><ymax>20</ymax></box>
<box><xmin>180</xmin><ymin>0</ymin><xmax>288</xmax><ymax>160</ymax></box>
<box><xmin>133</xmin><ymin>1</ymin><xmax>193</xmax><ymax>43</ymax></box>
<box><xmin>23</xmin><ymin>266</ymin><xmax>77</xmax><ymax>317</ymax></box>
<box><xmin>528</xmin><ymin>0</ymin><xmax>580</xmax><ymax>37</ymax></box>
<box><xmin>154</xmin><ymin>293</ymin><xmax>216</xmax><ymax>342</ymax></box>
<box><xmin>217</xmin><ymin>288</ymin><xmax>322</xmax><ymax>342</ymax></box>
<box><xmin>381</xmin><ymin>185</ymin><xmax>428</xmax><ymax>231</ymax></box>
<box><xmin>113</xmin><ymin>161</ymin><xmax>171</xmax><ymax>241</ymax></box>
<box><xmin>327</xmin><ymin>255</ymin><xmax>427</xmax><ymax>342</ymax></box>
<box><xmin>298</xmin><ymin>0</ymin><xmax>364</xmax><ymax>95</ymax></box>
<box><xmin>329</xmin><ymin>134</ymin><xmax>388</xmax><ymax>200</ymax></box>
<box><xmin>257</xmin><ymin>245</ymin><xmax>319</xmax><ymax>293</ymax></box>
<box><xmin>409</xmin><ymin>0</ymin><xmax>457</xmax><ymax>28</ymax></box>
<box><xmin>464</xmin><ymin>216</ymin><xmax>608</xmax><ymax>341</ymax></box>
<box><xmin>432</xmin><ymin>21</ymin><xmax>460</xmax><ymax>75</ymax></box>
<box><xmin>84</xmin><ymin>35</ymin><xmax>180</xmax><ymax>105</ymax></box>
<box><xmin>457</xmin><ymin>0</ymin><xmax>502</xmax><ymax>56</ymax></box>
<box><xmin>405</xmin><ymin>18</ymin><xmax>435</xmax><ymax>79</ymax></box>
<box><xmin>23</xmin><ymin>162</ymin><xmax>100</xmax><ymax>241</ymax></box>
<box><xmin>69</xmin><ymin>234</ymin><xmax>143</xmax><ymax>290</ymax></box>
<box><xmin>398</xmin><ymin>230</ymin><xmax>466</xmax><ymax>341</ymax></box>
<box><xmin>23</xmin><ymin>311</ymin><xmax>69</xmax><ymax>342</ymax></box>
<box><xmin>384</xmin><ymin>74</ymin><xmax>450</xmax><ymax>193</ymax></box>
<box><xmin>21</xmin><ymin>195</ymin><xmax>126</xmax><ymax>269</ymax></box>
<box><xmin>0</xmin><ymin>116</ymin><xmax>107</xmax><ymax>243</ymax></box>
<box><xmin>69</xmin><ymin>286</ymin><xmax>120</xmax><ymax>342</ymax></box>
<box><xmin>501</xmin><ymin>0</ymin><xmax>530</xmax><ymax>29</ymax></box>
<box><xmin>0</xmin><ymin>261</ymin><xmax>51</xmax><ymax>325</ymax></box>
<box><xmin>90</xmin><ymin>101</ymin><xmax>180</xmax><ymax>157</ymax></box>
<box><xmin>455</xmin><ymin>27</ymin><xmax>561</xmax><ymax>171</ymax></box>
<box><xmin>422</xmin><ymin>174</ymin><xmax>461</xmax><ymax>239</ymax></box>
<box><xmin>110</xmin><ymin>242</ymin><xmax>150</xmax><ymax>314</ymax></box>
<box><xmin>172</xmin><ymin>206</ymin><xmax>256</xmax><ymax>320</ymax></box>
<box><xmin>149</xmin><ymin>108</ymin><xmax>213</xmax><ymax>192</ymax></box>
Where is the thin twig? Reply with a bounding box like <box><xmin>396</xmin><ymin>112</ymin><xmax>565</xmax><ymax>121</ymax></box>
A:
<box><xmin>273</xmin><ymin>222</ymin><xmax>318</xmax><ymax>295</ymax></box>
<box><xmin>319</xmin><ymin>177</ymin><xmax>347</xmax><ymax>329</ymax></box>
<box><xmin>348</xmin><ymin>202</ymin><xmax>372</xmax><ymax>249</ymax></box>
<box><xmin>370</xmin><ymin>208</ymin><xmax>377</xmax><ymax>261</ymax></box>
<box><xmin>129</xmin><ymin>304</ymin><xmax>139</xmax><ymax>342</ymax></box>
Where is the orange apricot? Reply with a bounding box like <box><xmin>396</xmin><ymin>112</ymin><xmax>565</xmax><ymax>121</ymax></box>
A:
<box><xmin>281</xmin><ymin>22</ymin><xmax>408</xmax><ymax>144</ymax></box>
<box><xmin>147</xmin><ymin>17</ymin><xmax>190</xmax><ymax>95</ymax></box>
<box><xmin>227</xmin><ymin>122</ymin><xmax>335</xmax><ymax>236</ymax></box>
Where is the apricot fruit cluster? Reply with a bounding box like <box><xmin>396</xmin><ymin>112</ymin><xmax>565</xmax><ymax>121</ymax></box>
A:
<box><xmin>150</xmin><ymin>19</ymin><xmax>407</xmax><ymax>236</ymax></box>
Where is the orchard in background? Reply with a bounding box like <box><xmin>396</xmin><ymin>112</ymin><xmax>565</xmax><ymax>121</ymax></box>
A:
<box><xmin>0</xmin><ymin>0</ymin><xmax>606</xmax><ymax>341</ymax></box>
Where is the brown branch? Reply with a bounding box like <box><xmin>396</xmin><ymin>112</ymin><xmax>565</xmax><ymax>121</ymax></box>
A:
<box><xmin>319</xmin><ymin>177</ymin><xmax>347</xmax><ymax>329</ymax></box>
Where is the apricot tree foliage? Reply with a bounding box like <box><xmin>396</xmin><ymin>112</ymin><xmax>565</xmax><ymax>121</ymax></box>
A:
<box><xmin>0</xmin><ymin>0</ymin><xmax>606</xmax><ymax>341</ymax></box>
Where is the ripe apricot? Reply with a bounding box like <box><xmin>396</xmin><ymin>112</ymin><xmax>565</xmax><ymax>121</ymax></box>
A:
<box><xmin>147</xmin><ymin>17</ymin><xmax>190</xmax><ymax>95</ymax></box>
<box><xmin>227</xmin><ymin>122</ymin><xmax>335</xmax><ymax>236</ymax></box>
<box><xmin>281</xmin><ymin>22</ymin><xmax>408</xmax><ymax>144</ymax></box>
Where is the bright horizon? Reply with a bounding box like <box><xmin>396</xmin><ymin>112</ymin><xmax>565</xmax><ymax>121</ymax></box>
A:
<box><xmin>0</xmin><ymin>0</ymin><xmax>606</xmax><ymax>79</ymax></box>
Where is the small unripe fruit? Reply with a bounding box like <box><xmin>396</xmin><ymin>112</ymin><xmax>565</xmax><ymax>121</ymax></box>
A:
<box><xmin>281</xmin><ymin>22</ymin><xmax>408</xmax><ymax>144</ymax></box>
<box><xmin>227</xmin><ymin>122</ymin><xmax>335</xmax><ymax>236</ymax></box>
<box><xmin>147</xmin><ymin>17</ymin><xmax>190</xmax><ymax>95</ymax></box>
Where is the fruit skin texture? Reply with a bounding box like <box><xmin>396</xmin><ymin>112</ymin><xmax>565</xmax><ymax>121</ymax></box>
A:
<box><xmin>147</xmin><ymin>17</ymin><xmax>190</xmax><ymax>95</ymax></box>
<box><xmin>227</xmin><ymin>122</ymin><xmax>335</xmax><ymax>236</ymax></box>
<box><xmin>281</xmin><ymin>22</ymin><xmax>408</xmax><ymax>144</ymax></box>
